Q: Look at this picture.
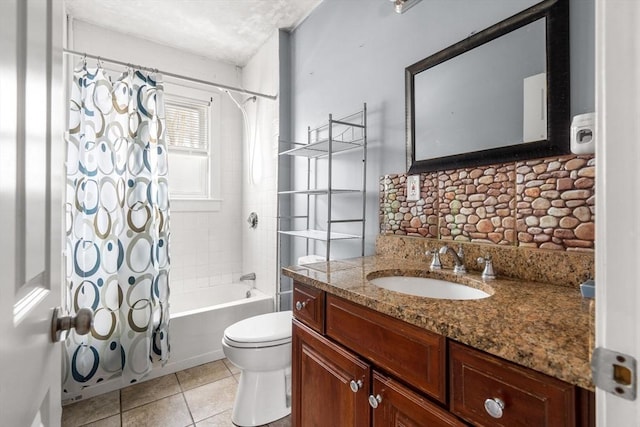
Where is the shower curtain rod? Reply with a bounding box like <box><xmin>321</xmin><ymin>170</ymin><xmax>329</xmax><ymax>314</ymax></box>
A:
<box><xmin>63</xmin><ymin>48</ymin><xmax>278</xmax><ymax>101</ymax></box>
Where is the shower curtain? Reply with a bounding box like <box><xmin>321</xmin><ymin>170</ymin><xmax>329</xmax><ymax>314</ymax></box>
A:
<box><xmin>63</xmin><ymin>63</ymin><xmax>171</xmax><ymax>393</ymax></box>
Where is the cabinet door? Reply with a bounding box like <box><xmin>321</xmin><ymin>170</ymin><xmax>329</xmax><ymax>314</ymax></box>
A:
<box><xmin>371</xmin><ymin>372</ymin><xmax>467</xmax><ymax>427</ymax></box>
<box><xmin>450</xmin><ymin>341</ymin><xmax>575</xmax><ymax>427</ymax></box>
<box><xmin>292</xmin><ymin>319</ymin><xmax>370</xmax><ymax>427</ymax></box>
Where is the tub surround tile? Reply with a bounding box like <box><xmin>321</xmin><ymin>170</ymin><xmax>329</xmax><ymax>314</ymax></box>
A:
<box><xmin>120</xmin><ymin>373</ymin><xmax>182</xmax><ymax>412</ymax></box>
<box><xmin>375</xmin><ymin>235</ymin><xmax>594</xmax><ymax>288</ymax></box>
<box><xmin>61</xmin><ymin>390</ymin><xmax>120</xmax><ymax>427</ymax></box>
<box><xmin>121</xmin><ymin>394</ymin><xmax>192</xmax><ymax>427</ymax></box>
<box><xmin>283</xmin><ymin>255</ymin><xmax>594</xmax><ymax>391</ymax></box>
<box><xmin>176</xmin><ymin>360</ymin><xmax>232</xmax><ymax>392</ymax></box>
<box><xmin>183</xmin><ymin>376</ymin><xmax>237</xmax><ymax>422</ymax></box>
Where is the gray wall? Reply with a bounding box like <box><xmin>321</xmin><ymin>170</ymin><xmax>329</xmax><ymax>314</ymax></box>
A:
<box><xmin>289</xmin><ymin>0</ymin><xmax>594</xmax><ymax>257</ymax></box>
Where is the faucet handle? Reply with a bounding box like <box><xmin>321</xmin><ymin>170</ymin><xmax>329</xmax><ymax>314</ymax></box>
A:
<box><xmin>457</xmin><ymin>245</ymin><xmax>465</xmax><ymax>262</ymax></box>
<box><xmin>476</xmin><ymin>255</ymin><xmax>496</xmax><ymax>280</ymax></box>
<box><xmin>425</xmin><ymin>250</ymin><xmax>442</xmax><ymax>271</ymax></box>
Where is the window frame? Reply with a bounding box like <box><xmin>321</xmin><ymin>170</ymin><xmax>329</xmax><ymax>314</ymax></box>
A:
<box><xmin>162</xmin><ymin>79</ymin><xmax>222</xmax><ymax>212</ymax></box>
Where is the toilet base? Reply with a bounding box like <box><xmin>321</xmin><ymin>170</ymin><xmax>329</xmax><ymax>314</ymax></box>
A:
<box><xmin>231</xmin><ymin>367</ymin><xmax>291</xmax><ymax>427</ymax></box>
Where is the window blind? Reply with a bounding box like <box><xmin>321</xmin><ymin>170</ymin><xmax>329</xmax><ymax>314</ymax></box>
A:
<box><xmin>165</xmin><ymin>99</ymin><xmax>209</xmax><ymax>151</ymax></box>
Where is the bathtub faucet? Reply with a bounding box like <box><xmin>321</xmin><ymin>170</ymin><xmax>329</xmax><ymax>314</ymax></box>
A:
<box><xmin>240</xmin><ymin>273</ymin><xmax>256</xmax><ymax>281</ymax></box>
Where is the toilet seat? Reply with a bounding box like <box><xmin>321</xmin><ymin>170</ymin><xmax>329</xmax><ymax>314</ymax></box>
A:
<box><xmin>223</xmin><ymin>310</ymin><xmax>292</xmax><ymax>348</ymax></box>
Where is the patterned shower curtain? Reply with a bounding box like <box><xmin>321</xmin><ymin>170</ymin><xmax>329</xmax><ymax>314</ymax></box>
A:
<box><xmin>63</xmin><ymin>63</ymin><xmax>171</xmax><ymax>393</ymax></box>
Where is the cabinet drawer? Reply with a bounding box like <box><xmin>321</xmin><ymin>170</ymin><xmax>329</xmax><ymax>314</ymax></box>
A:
<box><xmin>292</xmin><ymin>282</ymin><xmax>325</xmax><ymax>333</ymax></box>
<box><xmin>326</xmin><ymin>294</ymin><xmax>446</xmax><ymax>403</ymax></box>
<box><xmin>372</xmin><ymin>371</ymin><xmax>466</xmax><ymax>427</ymax></box>
<box><xmin>450</xmin><ymin>341</ymin><xmax>575</xmax><ymax>427</ymax></box>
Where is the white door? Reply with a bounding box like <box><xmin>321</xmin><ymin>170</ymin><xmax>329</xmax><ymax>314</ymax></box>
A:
<box><xmin>596</xmin><ymin>0</ymin><xmax>640</xmax><ymax>424</ymax></box>
<box><xmin>0</xmin><ymin>0</ymin><xmax>64</xmax><ymax>425</ymax></box>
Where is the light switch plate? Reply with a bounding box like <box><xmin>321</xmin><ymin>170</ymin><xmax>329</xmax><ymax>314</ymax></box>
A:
<box><xmin>407</xmin><ymin>175</ymin><xmax>420</xmax><ymax>201</ymax></box>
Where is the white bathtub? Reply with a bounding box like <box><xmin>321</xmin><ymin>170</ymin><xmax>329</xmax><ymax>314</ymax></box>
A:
<box><xmin>63</xmin><ymin>283</ymin><xmax>273</xmax><ymax>403</ymax></box>
<box><xmin>167</xmin><ymin>284</ymin><xmax>274</xmax><ymax>372</ymax></box>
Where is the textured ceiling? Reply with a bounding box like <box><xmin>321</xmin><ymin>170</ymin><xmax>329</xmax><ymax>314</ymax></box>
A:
<box><xmin>64</xmin><ymin>0</ymin><xmax>323</xmax><ymax>66</ymax></box>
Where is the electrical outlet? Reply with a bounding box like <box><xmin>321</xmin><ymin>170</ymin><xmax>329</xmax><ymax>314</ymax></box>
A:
<box><xmin>407</xmin><ymin>175</ymin><xmax>420</xmax><ymax>201</ymax></box>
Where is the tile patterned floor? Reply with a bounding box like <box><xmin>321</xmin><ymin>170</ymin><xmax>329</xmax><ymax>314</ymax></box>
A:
<box><xmin>61</xmin><ymin>359</ymin><xmax>291</xmax><ymax>427</ymax></box>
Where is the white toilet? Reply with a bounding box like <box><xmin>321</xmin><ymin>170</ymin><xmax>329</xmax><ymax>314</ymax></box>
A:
<box><xmin>221</xmin><ymin>310</ymin><xmax>293</xmax><ymax>426</ymax></box>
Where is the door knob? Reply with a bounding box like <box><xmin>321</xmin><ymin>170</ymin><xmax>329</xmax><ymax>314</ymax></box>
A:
<box><xmin>484</xmin><ymin>397</ymin><xmax>505</xmax><ymax>418</ymax></box>
<box><xmin>349</xmin><ymin>379</ymin><xmax>363</xmax><ymax>393</ymax></box>
<box><xmin>368</xmin><ymin>394</ymin><xmax>382</xmax><ymax>409</ymax></box>
<box><xmin>51</xmin><ymin>307</ymin><xmax>93</xmax><ymax>342</ymax></box>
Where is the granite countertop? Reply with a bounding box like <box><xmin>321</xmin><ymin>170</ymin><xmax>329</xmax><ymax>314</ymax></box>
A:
<box><xmin>283</xmin><ymin>255</ymin><xmax>594</xmax><ymax>391</ymax></box>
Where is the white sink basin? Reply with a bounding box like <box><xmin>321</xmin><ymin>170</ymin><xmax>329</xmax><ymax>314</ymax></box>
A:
<box><xmin>368</xmin><ymin>276</ymin><xmax>491</xmax><ymax>300</ymax></box>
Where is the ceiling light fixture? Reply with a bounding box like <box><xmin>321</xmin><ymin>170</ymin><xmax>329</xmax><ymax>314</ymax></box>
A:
<box><xmin>389</xmin><ymin>0</ymin><xmax>422</xmax><ymax>14</ymax></box>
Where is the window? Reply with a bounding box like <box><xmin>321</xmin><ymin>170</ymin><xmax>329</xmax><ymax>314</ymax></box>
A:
<box><xmin>163</xmin><ymin>81</ymin><xmax>221</xmax><ymax>211</ymax></box>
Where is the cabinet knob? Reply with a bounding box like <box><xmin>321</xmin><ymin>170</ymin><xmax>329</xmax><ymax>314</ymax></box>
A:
<box><xmin>484</xmin><ymin>397</ymin><xmax>505</xmax><ymax>418</ymax></box>
<box><xmin>295</xmin><ymin>300</ymin><xmax>307</xmax><ymax>311</ymax></box>
<box><xmin>349</xmin><ymin>379</ymin><xmax>363</xmax><ymax>393</ymax></box>
<box><xmin>368</xmin><ymin>394</ymin><xmax>382</xmax><ymax>409</ymax></box>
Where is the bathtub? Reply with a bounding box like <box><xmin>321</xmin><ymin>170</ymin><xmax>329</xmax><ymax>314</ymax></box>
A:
<box><xmin>63</xmin><ymin>283</ymin><xmax>273</xmax><ymax>403</ymax></box>
<box><xmin>166</xmin><ymin>284</ymin><xmax>274</xmax><ymax>372</ymax></box>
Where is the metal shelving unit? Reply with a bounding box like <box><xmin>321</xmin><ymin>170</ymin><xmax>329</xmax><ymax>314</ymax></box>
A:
<box><xmin>276</xmin><ymin>103</ymin><xmax>367</xmax><ymax>310</ymax></box>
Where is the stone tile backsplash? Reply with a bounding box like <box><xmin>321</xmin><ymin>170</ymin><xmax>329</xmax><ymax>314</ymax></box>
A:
<box><xmin>379</xmin><ymin>154</ymin><xmax>595</xmax><ymax>252</ymax></box>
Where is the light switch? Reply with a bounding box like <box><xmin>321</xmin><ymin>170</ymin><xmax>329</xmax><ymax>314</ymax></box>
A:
<box><xmin>407</xmin><ymin>175</ymin><xmax>420</xmax><ymax>201</ymax></box>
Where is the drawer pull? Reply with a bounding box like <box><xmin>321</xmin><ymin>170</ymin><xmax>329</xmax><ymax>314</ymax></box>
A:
<box><xmin>484</xmin><ymin>397</ymin><xmax>505</xmax><ymax>418</ymax></box>
<box><xmin>295</xmin><ymin>300</ymin><xmax>307</xmax><ymax>311</ymax></box>
<box><xmin>349</xmin><ymin>379</ymin><xmax>363</xmax><ymax>393</ymax></box>
<box><xmin>368</xmin><ymin>394</ymin><xmax>382</xmax><ymax>409</ymax></box>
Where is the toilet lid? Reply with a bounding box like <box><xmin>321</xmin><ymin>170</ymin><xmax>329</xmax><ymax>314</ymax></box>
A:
<box><xmin>224</xmin><ymin>310</ymin><xmax>292</xmax><ymax>347</ymax></box>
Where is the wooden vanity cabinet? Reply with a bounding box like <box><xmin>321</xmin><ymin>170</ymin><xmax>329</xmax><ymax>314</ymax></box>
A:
<box><xmin>291</xmin><ymin>281</ymin><xmax>593</xmax><ymax>427</ymax></box>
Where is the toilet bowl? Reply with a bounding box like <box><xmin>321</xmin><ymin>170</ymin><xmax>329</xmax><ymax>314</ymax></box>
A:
<box><xmin>222</xmin><ymin>310</ymin><xmax>293</xmax><ymax>427</ymax></box>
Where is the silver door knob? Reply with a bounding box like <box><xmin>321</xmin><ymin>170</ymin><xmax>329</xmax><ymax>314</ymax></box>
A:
<box><xmin>484</xmin><ymin>397</ymin><xmax>505</xmax><ymax>418</ymax></box>
<box><xmin>51</xmin><ymin>307</ymin><xmax>93</xmax><ymax>342</ymax></box>
<box><xmin>368</xmin><ymin>394</ymin><xmax>382</xmax><ymax>409</ymax></box>
<box><xmin>295</xmin><ymin>300</ymin><xmax>307</xmax><ymax>311</ymax></box>
<box><xmin>349</xmin><ymin>379</ymin><xmax>363</xmax><ymax>393</ymax></box>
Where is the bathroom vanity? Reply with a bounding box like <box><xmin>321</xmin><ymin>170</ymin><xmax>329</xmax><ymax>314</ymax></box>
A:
<box><xmin>284</xmin><ymin>255</ymin><xmax>594</xmax><ymax>426</ymax></box>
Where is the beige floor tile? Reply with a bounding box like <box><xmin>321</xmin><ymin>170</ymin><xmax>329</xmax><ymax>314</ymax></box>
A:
<box><xmin>121</xmin><ymin>373</ymin><xmax>182</xmax><ymax>411</ymax></box>
<box><xmin>194</xmin><ymin>409</ymin><xmax>233</xmax><ymax>426</ymax></box>
<box><xmin>222</xmin><ymin>359</ymin><xmax>240</xmax><ymax>375</ymax></box>
<box><xmin>82</xmin><ymin>414</ymin><xmax>122</xmax><ymax>427</ymax></box>
<box><xmin>121</xmin><ymin>394</ymin><xmax>192</xmax><ymax>427</ymax></box>
<box><xmin>183</xmin><ymin>376</ymin><xmax>237</xmax><ymax>422</ymax></box>
<box><xmin>62</xmin><ymin>391</ymin><xmax>120</xmax><ymax>427</ymax></box>
<box><xmin>268</xmin><ymin>415</ymin><xmax>291</xmax><ymax>427</ymax></box>
<box><xmin>176</xmin><ymin>360</ymin><xmax>232</xmax><ymax>391</ymax></box>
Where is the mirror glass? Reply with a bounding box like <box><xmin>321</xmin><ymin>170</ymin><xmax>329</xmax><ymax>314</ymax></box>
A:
<box><xmin>414</xmin><ymin>19</ymin><xmax>546</xmax><ymax>160</ymax></box>
<box><xmin>406</xmin><ymin>0</ymin><xmax>569</xmax><ymax>173</ymax></box>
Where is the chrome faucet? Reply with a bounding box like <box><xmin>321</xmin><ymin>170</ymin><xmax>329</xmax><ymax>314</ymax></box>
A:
<box><xmin>239</xmin><ymin>272</ymin><xmax>256</xmax><ymax>281</ymax></box>
<box><xmin>477</xmin><ymin>256</ymin><xmax>496</xmax><ymax>280</ymax></box>
<box><xmin>425</xmin><ymin>250</ymin><xmax>442</xmax><ymax>271</ymax></box>
<box><xmin>439</xmin><ymin>244</ymin><xmax>466</xmax><ymax>274</ymax></box>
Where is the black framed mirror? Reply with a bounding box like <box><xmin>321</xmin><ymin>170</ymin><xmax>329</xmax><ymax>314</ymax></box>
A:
<box><xmin>406</xmin><ymin>0</ymin><xmax>569</xmax><ymax>173</ymax></box>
